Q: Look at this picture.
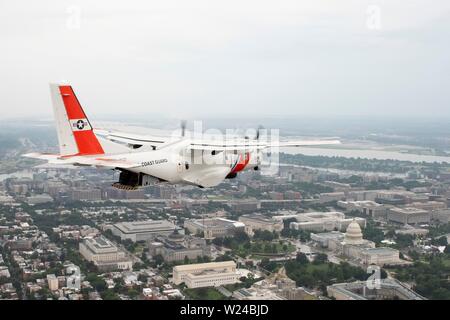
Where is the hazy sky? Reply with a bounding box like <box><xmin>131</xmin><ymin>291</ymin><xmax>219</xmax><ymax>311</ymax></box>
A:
<box><xmin>1</xmin><ymin>0</ymin><xmax>449</xmax><ymax>119</ymax></box>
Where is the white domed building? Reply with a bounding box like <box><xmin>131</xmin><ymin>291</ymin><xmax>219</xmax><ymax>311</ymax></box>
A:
<box><xmin>313</xmin><ymin>219</ymin><xmax>401</xmax><ymax>266</ymax></box>
<box><xmin>327</xmin><ymin>219</ymin><xmax>375</xmax><ymax>258</ymax></box>
<box><xmin>344</xmin><ymin>220</ymin><xmax>365</xmax><ymax>245</ymax></box>
<box><xmin>343</xmin><ymin>219</ymin><xmax>375</xmax><ymax>251</ymax></box>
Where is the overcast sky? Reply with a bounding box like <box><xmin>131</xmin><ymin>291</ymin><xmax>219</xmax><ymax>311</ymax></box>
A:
<box><xmin>1</xmin><ymin>0</ymin><xmax>449</xmax><ymax>120</ymax></box>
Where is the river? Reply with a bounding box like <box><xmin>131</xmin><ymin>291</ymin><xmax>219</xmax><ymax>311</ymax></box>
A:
<box><xmin>280</xmin><ymin>147</ymin><xmax>450</xmax><ymax>164</ymax></box>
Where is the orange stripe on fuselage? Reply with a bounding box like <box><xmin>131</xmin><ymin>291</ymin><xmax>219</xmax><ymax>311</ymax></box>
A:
<box><xmin>230</xmin><ymin>152</ymin><xmax>250</xmax><ymax>174</ymax></box>
<box><xmin>59</xmin><ymin>85</ymin><xmax>104</xmax><ymax>155</ymax></box>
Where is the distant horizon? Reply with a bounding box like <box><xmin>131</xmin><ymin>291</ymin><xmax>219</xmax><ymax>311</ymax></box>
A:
<box><xmin>3</xmin><ymin>112</ymin><xmax>450</xmax><ymax>122</ymax></box>
<box><xmin>3</xmin><ymin>112</ymin><xmax>450</xmax><ymax>142</ymax></box>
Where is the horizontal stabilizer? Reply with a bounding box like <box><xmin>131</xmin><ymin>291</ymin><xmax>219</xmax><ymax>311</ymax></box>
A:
<box><xmin>23</xmin><ymin>153</ymin><xmax>60</xmax><ymax>160</ymax></box>
<box><xmin>22</xmin><ymin>153</ymin><xmax>140</xmax><ymax>169</ymax></box>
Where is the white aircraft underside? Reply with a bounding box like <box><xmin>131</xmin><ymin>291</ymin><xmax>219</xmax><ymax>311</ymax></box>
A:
<box><xmin>24</xmin><ymin>83</ymin><xmax>340</xmax><ymax>189</ymax></box>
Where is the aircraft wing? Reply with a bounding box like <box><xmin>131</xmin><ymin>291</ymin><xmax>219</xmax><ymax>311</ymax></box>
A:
<box><xmin>94</xmin><ymin>129</ymin><xmax>167</xmax><ymax>149</ymax></box>
<box><xmin>23</xmin><ymin>153</ymin><xmax>140</xmax><ymax>169</ymax></box>
<box><xmin>94</xmin><ymin>128</ymin><xmax>340</xmax><ymax>152</ymax></box>
<box><xmin>188</xmin><ymin>139</ymin><xmax>341</xmax><ymax>152</ymax></box>
<box><xmin>97</xmin><ymin>128</ymin><xmax>339</xmax><ymax>148</ymax></box>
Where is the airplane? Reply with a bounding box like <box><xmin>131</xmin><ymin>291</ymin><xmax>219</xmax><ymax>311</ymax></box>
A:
<box><xmin>23</xmin><ymin>83</ymin><xmax>340</xmax><ymax>189</ymax></box>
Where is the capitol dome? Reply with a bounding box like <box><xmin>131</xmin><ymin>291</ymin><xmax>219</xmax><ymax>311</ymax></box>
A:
<box><xmin>344</xmin><ymin>220</ymin><xmax>364</xmax><ymax>245</ymax></box>
<box><xmin>168</xmin><ymin>230</ymin><xmax>185</xmax><ymax>243</ymax></box>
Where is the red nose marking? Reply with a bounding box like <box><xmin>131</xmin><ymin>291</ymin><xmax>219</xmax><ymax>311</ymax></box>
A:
<box><xmin>230</xmin><ymin>152</ymin><xmax>250</xmax><ymax>174</ymax></box>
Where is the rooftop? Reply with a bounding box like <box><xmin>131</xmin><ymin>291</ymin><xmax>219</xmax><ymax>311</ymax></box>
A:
<box><xmin>239</xmin><ymin>214</ymin><xmax>277</xmax><ymax>223</ymax></box>
<box><xmin>83</xmin><ymin>236</ymin><xmax>118</xmax><ymax>254</ymax></box>
<box><xmin>173</xmin><ymin>261</ymin><xmax>236</xmax><ymax>272</ymax></box>
<box><xmin>339</xmin><ymin>200</ymin><xmax>383</xmax><ymax>207</ymax></box>
<box><xmin>328</xmin><ymin>279</ymin><xmax>425</xmax><ymax>300</ymax></box>
<box><xmin>113</xmin><ymin>220</ymin><xmax>177</xmax><ymax>234</ymax></box>
<box><xmin>311</xmin><ymin>231</ymin><xmax>345</xmax><ymax>240</ymax></box>
<box><xmin>390</xmin><ymin>207</ymin><xmax>428</xmax><ymax>214</ymax></box>
<box><xmin>186</xmin><ymin>218</ymin><xmax>245</xmax><ymax>229</ymax></box>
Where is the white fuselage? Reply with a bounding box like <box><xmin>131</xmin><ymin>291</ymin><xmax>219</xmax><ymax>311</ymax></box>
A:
<box><xmin>118</xmin><ymin>140</ymin><xmax>259</xmax><ymax>187</ymax></box>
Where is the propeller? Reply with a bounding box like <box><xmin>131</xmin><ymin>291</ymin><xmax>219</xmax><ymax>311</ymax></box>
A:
<box><xmin>255</xmin><ymin>125</ymin><xmax>265</xmax><ymax>170</ymax></box>
<box><xmin>180</xmin><ymin>120</ymin><xmax>187</xmax><ymax>137</ymax></box>
<box><xmin>256</xmin><ymin>125</ymin><xmax>264</xmax><ymax>140</ymax></box>
<box><xmin>245</xmin><ymin>125</ymin><xmax>264</xmax><ymax>140</ymax></box>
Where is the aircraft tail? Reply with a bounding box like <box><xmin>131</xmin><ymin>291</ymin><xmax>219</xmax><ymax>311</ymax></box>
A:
<box><xmin>50</xmin><ymin>83</ymin><xmax>105</xmax><ymax>156</ymax></box>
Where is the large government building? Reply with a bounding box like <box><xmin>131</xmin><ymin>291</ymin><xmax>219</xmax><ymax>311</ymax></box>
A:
<box><xmin>172</xmin><ymin>261</ymin><xmax>239</xmax><ymax>288</ymax></box>
<box><xmin>79</xmin><ymin>236</ymin><xmax>132</xmax><ymax>271</ymax></box>
<box><xmin>387</xmin><ymin>207</ymin><xmax>430</xmax><ymax>225</ymax></box>
<box><xmin>111</xmin><ymin>220</ymin><xmax>178</xmax><ymax>242</ymax></box>
<box><xmin>311</xmin><ymin>220</ymin><xmax>401</xmax><ymax>266</ymax></box>
<box><xmin>184</xmin><ymin>218</ymin><xmax>245</xmax><ymax>239</ymax></box>
<box><xmin>276</xmin><ymin>211</ymin><xmax>366</xmax><ymax>233</ymax></box>
<box><xmin>238</xmin><ymin>213</ymin><xmax>283</xmax><ymax>235</ymax></box>
<box><xmin>327</xmin><ymin>279</ymin><xmax>425</xmax><ymax>300</ymax></box>
<box><xmin>148</xmin><ymin>232</ymin><xmax>211</xmax><ymax>263</ymax></box>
